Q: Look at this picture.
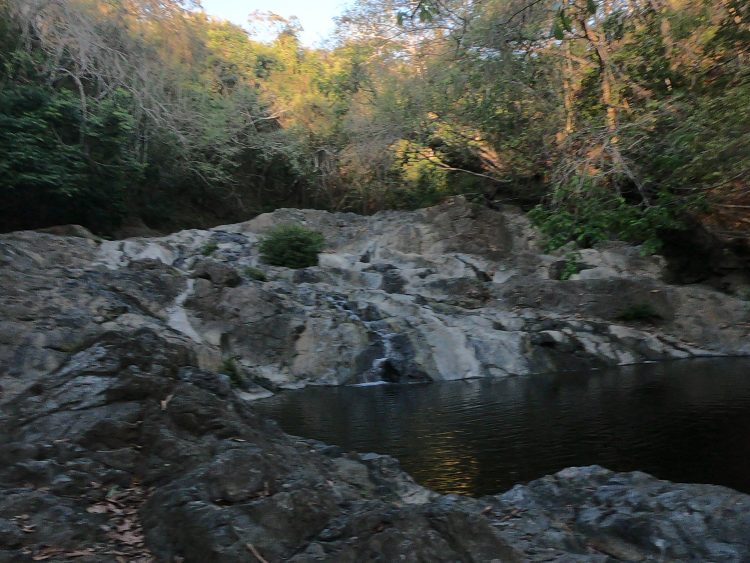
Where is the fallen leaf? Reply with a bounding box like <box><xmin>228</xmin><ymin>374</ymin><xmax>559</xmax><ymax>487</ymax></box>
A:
<box><xmin>64</xmin><ymin>549</ymin><xmax>96</xmax><ymax>558</ymax></box>
<box><xmin>160</xmin><ymin>393</ymin><xmax>174</xmax><ymax>411</ymax></box>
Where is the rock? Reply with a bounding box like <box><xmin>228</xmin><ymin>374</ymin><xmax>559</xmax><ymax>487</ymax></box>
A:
<box><xmin>1</xmin><ymin>331</ymin><xmax>749</xmax><ymax>561</ymax></box>
<box><xmin>661</xmin><ymin>218</ymin><xmax>750</xmax><ymax>291</ymax></box>
<box><xmin>192</xmin><ymin>258</ymin><xmax>241</xmax><ymax>287</ymax></box>
<box><xmin>487</xmin><ymin>465</ymin><xmax>750</xmax><ymax>562</ymax></box>
<box><xmin>0</xmin><ymin>331</ymin><xmax>512</xmax><ymax>561</ymax></box>
<box><xmin>0</xmin><ymin>203</ymin><xmax>748</xmax><ymax>561</ymax></box>
<box><xmin>35</xmin><ymin>224</ymin><xmax>99</xmax><ymax>240</ymax></box>
<box><xmin>1</xmin><ymin>197</ymin><xmax>749</xmax><ymax>402</ymax></box>
<box><xmin>572</xmin><ymin>242</ymin><xmax>667</xmax><ymax>281</ymax></box>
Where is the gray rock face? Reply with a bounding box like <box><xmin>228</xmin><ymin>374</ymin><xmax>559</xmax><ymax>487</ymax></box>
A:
<box><xmin>1</xmin><ymin>331</ymin><xmax>749</xmax><ymax>562</ymax></box>
<box><xmin>2</xmin><ymin>198</ymin><xmax>750</xmax><ymax>403</ymax></box>
<box><xmin>488</xmin><ymin>465</ymin><xmax>750</xmax><ymax>562</ymax></box>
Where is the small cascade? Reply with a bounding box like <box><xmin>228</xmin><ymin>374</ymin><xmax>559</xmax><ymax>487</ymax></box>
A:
<box><xmin>358</xmin><ymin>325</ymin><xmax>399</xmax><ymax>385</ymax></box>
<box><xmin>323</xmin><ymin>294</ymin><xmax>398</xmax><ymax>385</ymax></box>
<box><xmin>351</xmin><ymin>380</ymin><xmax>390</xmax><ymax>387</ymax></box>
<box><xmin>166</xmin><ymin>279</ymin><xmax>203</xmax><ymax>343</ymax></box>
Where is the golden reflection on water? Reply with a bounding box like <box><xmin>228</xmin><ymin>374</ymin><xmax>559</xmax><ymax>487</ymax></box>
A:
<box><xmin>408</xmin><ymin>430</ymin><xmax>481</xmax><ymax>495</ymax></box>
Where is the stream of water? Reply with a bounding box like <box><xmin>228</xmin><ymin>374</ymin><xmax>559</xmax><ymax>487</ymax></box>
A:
<box><xmin>255</xmin><ymin>358</ymin><xmax>750</xmax><ymax>497</ymax></box>
<box><xmin>323</xmin><ymin>294</ymin><xmax>399</xmax><ymax>384</ymax></box>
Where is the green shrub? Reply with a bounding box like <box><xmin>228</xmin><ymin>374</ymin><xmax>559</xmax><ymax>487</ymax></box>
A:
<box><xmin>220</xmin><ymin>358</ymin><xmax>245</xmax><ymax>387</ymax></box>
<box><xmin>243</xmin><ymin>266</ymin><xmax>267</xmax><ymax>281</ymax></box>
<box><xmin>259</xmin><ymin>225</ymin><xmax>325</xmax><ymax>269</ymax></box>
<box><xmin>559</xmin><ymin>252</ymin><xmax>584</xmax><ymax>281</ymax></box>
<box><xmin>528</xmin><ymin>181</ymin><xmax>683</xmax><ymax>255</ymax></box>
<box><xmin>201</xmin><ymin>241</ymin><xmax>218</xmax><ymax>256</ymax></box>
<box><xmin>616</xmin><ymin>303</ymin><xmax>662</xmax><ymax>323</ymax></box>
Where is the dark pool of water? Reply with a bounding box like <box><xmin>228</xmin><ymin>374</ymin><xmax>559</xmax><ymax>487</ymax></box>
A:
<box><xmin>254</xmin><ymin>359</ymin><xmax>750</xmax><ymax>497</ymax></box>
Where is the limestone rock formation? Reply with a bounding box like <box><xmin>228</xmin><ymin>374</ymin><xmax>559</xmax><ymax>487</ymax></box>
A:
<box><xmin>2</xmin><ymin>198</ymin><xmax>748</xmax><ymax>402</ymax></box>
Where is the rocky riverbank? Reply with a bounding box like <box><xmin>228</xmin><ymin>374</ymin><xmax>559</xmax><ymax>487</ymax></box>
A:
<box><xmin>2</xmin><ymin>198</ymin><xmax>750</xmax><ymax>561</ymax></box>
<box><xmin>1</xmin><ymin>330</ymin><xmax>749</xmax><ymax>562</ymax></box>
<box><xmin>2</xmin><ymin>198</ymin><xmax>749</xmax><ymax>402</ymax></box>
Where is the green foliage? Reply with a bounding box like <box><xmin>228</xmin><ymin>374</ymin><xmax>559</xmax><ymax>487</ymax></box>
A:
<box><xmin>259</xmin><ymin>225</ymin><xmax>325</xmax><ymax>269</ymax></box>
<box><xmin>219</xmin><ymin>358</ymin><xmax>246</xmax><ymax>387</ymax></box>
<box><xmin>380</xmin><ymin>140</ymin><xmax>452</xmax><ymax>209</ymax></box>
<box><xmin>0</xmin><ymin>84</ymin><xmax>84</xmax><ymax>192</ymax></box>
<box><xmin>201</xmin><ymin>241</ymin><xmax>219</xmax><ymax>256</ymax></box>
<box><xmin>0</xmin><ymin>68</ymin><xmax>140</xmax><ymax>231</ymax></box>
<box><xmin>243</xmin><ymin>266</ymin><xmax>267</xmax><ymax>281</ymax></box>
<box><xmin>627</xmin><ymin>84</ymin><xmax>750</xmax><ymax>203</ymax></box>
<box><xmin>529</xmin><ymin>181</ymin><xmax>683</xmax><ymax>254</ymax></box>
<box><xmin>1</xmin><ymin>0</ymin><xmax>747</xmax><ymax>249</ymax></box>
<box><xmin>0</xmin><ymin>1</ymin><xmax>317</xmax><ymax>233</ymax></box>
<box><xmin>559</xmin><ymin>252</ymin><xmax>584</xmax><ymax>281</ymax></box>
<box><xmin>616</xmin><ymin>303</ymin><xmax>662</xmax><ymax>323</ymax></box>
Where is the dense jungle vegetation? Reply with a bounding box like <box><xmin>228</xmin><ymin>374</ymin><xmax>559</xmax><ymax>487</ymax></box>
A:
<box><xmin>0</xmin><ymin>0</ymin><xmax>748</xmax><ymax>252</ymax></box>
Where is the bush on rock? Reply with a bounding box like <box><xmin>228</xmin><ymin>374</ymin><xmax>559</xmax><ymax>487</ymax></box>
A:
<box><xmin>259</xmin><ymin>225</ymin><xmax>325</xmax><ymax>269</ymax></box>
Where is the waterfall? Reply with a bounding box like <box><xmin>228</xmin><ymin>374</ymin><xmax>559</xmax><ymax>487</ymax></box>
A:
<box><xmin>356</xmin><ymin>323</ymin><xmax>397</xmax><ymax>386</ymax></box>
<box><xmin>324</xmin><ymin>294</ymin><xmax>395</xmax><ymax>385</ymax></box>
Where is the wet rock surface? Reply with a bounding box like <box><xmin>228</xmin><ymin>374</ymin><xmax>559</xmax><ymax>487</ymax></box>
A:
<box><xmin>1</xmin><ymin>331</ymin><xmax>749</xmax><ymax>562</ymax></box>
<box><xmin>2</xmin><ymin>198</ymin><xmax>749</xmax><ymax>402</ymax></box>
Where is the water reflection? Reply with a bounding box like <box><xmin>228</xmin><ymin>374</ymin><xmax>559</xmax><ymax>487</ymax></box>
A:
<box><xmin>255</xmin><ymin>358</ymin><xmax>750</xmax><ymax>496</ymax></box>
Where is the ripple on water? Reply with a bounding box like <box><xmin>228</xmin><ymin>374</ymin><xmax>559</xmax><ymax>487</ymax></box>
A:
<box><xmin>255</xmin><ymin>358</ymin><xmax>750</xmax><ymax>496</ymax></box>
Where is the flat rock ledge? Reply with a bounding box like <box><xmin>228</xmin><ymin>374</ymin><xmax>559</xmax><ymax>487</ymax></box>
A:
<box><xmin>1</xmin><ymin>331</ymin><xmax>749</xmax><ymax>562</ymax></box>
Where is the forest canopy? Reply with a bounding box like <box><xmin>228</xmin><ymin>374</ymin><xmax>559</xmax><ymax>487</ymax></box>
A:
<box><xmin>0</xmin><ymin>0</ymin><xmax>748</xmax><ymax>251</ymax></box>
